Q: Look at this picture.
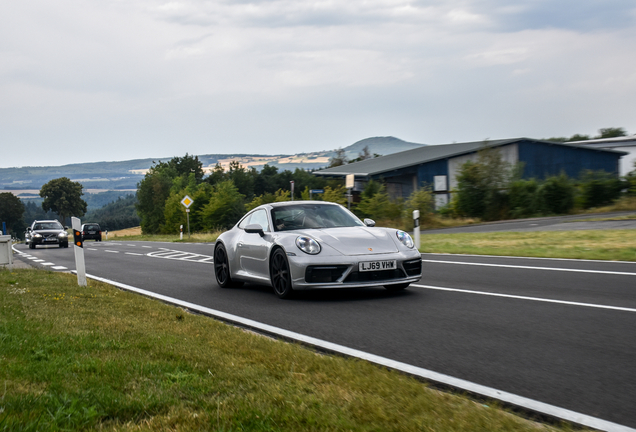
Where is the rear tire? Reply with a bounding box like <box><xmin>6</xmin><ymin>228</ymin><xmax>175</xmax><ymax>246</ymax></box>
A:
<box><xmin>384</xmin><ymin>283</ymin><xmax>410</xmax><ymax>291</ymax></box>
<box><xmin>214</xmin><ymin>243</ymin><xmax>242</xmax><ymax>288</ymax></box>
<box><xmin>270</xmin><ymin>248</ymin><xmax>294</xmax><ymax>299</ymax></box>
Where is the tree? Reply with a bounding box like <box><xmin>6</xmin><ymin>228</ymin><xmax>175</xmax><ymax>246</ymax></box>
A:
<box><xmin>39</xmin><ymin>177</ymin><xmax>87</xmax><ymax>225</ymax></box>
<box><xmin>136</xmin><ymin>163</ymin><xmax>175</xmax><ymax>234</ymax></box>
<box><xmin>167</xmin><ymin>153</ymin><xmax>205</xmax><ymax>183</ymax></box>
<box><xmin>0</xmin><ymin>193</ymin><xmax>25</xmax><ymax>236</ymax></box>
<box><xmin>454</xmin><ymin>146</ymin><xmax>514</xmax><ymax>220</ymax></box>
<box><xmin>404</xmin><ymin>186</ymin><xmax>434</xmax><ymax>225</ymax></box>
<box><xmin>199</xmin><ymin>180</ymin><xmax>245</xmax><ymax>230</ymax></box>
<box><xmin>596</xmin><ymin>128</ymin><xmax>627</xmax><ymax>139</ymax></box>
<box><xmin>328</xmin><ymin>148</ymin><xmax>347</xmax><ymax>167</ymax></box>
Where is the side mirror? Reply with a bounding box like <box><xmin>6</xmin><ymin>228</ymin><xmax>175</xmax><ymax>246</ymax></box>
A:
<box><xmin>244</xmin><ymin>224</ymin><xmax>265</xmax><ymax>237</ymax></box>
<box><xmin>363</xmin><ymin>218</ymin><xmax>376</xmax><ymax>227</ymax></box>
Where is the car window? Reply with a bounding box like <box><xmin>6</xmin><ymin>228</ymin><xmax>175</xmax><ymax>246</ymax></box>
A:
<box><xmin>271</xmin><ymin>204</ymin><xmax>364</xmax><ymax>231</ymax></box>
<box><xmin>249</xmin><ymin>209</ymin><xmax>270</xmax><ymax>232</ymax></box>
<box><xmin>238</xmin><ymin>209</ymin><xmax>270</xmax><ymax>232</ymax></box>
<box><xmin>237</xmin><ymin>213</ymin><xmax>252</xmax><ymax>229</ymax></box>
<box><xmin>35</xmin><ymin>222</ymin><xmax>63</xmax><ymax>230</ymax></box>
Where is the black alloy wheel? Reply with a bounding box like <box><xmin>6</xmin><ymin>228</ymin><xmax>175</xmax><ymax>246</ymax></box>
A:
<box><xmin>214</xmin><ymin>244</ymin><xmax>241</xmax><ymax>288</ymax></box>
<box><xmin>270</xmin><ymin>248</ymin><xmax>293</xmax><ymax>299</ymax></box>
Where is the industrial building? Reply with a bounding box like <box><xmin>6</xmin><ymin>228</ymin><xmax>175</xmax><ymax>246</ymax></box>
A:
<box><xmin>313</xmin><ymin>138</ymin><xmax>627</xmax><ymax>208</ymax></box>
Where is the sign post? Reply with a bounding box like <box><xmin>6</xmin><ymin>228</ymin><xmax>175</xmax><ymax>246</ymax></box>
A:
<box><xmin>181</xmin><ymin>196</ymin><xmax>193</xmax><ymax>238</ymax></box>
<box><xmin>290</xmin><ymin>181</ymin><xmax>295</xmax><ymax>201</ymax></box>
<box><xmin>309</xmin><ymin>189</ymin><xmax>324</xmax><ymax>200</ymax></box>
<box><xmin>413</xmin><ymin>210</ymin><xmax>420</xmax><ymax>250</ymax></box>
<box><xmin>71</xmin><ymin>217</ymin><xmax>87</xmax><ymax>286</ymax></box>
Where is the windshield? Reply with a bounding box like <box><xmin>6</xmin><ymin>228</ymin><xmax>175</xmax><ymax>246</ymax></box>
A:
<box><xmin>271</xmin><ymin>204</ymin><xmax>364</xmax><ymax>232</ymax></box>
<box><xmin>34</xmin><ymin>222</ymin><xmax>63</xmax><ymax>230</ymax></box>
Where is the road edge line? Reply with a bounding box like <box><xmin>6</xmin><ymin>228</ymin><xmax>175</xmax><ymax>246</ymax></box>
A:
<box><xmin>80</xmin><ymin>272</ymin><xmax>634</xmax><ymax>432</ymax></box>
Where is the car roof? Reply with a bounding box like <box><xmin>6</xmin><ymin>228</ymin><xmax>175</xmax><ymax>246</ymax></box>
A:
<box><xmin>33</xmin><ymin>220</ymin><xmax>61</xmax><ymax>224</ymax></box>
<box><xmin>267</xmin><ymin>201</ymin><xmax>341</xmax><ymax>208</ymax></box>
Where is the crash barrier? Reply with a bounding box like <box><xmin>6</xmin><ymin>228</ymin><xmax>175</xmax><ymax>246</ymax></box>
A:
<box><xmin>0</xmin><ymin>235</ymin><xmax>13</xmax><ymax>268</ymax></box>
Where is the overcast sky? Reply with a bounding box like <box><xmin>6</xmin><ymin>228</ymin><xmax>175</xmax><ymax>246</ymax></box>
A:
<box><xmin>1</xmin><ymin>0</ymin><xmax>635</xmax><ymax>168</ymax></box>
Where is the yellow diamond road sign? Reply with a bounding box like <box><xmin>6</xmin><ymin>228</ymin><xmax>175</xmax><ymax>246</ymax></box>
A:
<box><xmin>181</xmin><ymin>195</ymin><xmax>193</xmax><ymax>208</ymax></box>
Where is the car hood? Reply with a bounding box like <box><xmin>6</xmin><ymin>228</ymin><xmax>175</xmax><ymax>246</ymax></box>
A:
<box><xmin>296</xmin><ymin>227</ymin><xmax>399</xmax><ymax>255</ymax></box>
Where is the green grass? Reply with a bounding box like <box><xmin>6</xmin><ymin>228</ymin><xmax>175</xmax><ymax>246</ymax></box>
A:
<box><xmin>0</xmin><ymin>269</ymin><xmax>579</xmax><ymax>431</ymax></box>
<box><xmin>420</xmin><ymin>229</ymin><xmax>636</xmax><ymax>261</ymax></box>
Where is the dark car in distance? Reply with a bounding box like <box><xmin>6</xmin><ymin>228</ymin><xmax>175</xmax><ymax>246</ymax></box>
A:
<box><xmin>81</xmin><ymin>223</ymin><xmax>102</xmax><ymax>241</ymax></box>
<box><xmin>25</xmin><ymin>220</ymin><xmax>69</xmax><ymax>249</ymax></box>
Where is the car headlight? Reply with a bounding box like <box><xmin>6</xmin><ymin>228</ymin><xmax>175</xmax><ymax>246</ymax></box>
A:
<box><xmin>58</xmin><ymin>232</ymin><xmax>68</xmax><ymax>238</ymax></box>
<box><xmin>296</xmin><ymin>236</ymin><xmax>321</xmax><ymax>255</ymax></box>
<box><xmin>33</xmin><ymin>233</ymin><xmax>42</xmax><ymax>238</ymax></box>
<box><xmin>396</xmin><ymin>230</ymin><xmax>414</xmax><ymax>248</ymax></box>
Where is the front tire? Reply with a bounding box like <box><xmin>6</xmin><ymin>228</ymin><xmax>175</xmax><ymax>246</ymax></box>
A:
<box><xmin>29</xmin><ymin>242</ymin><xmax>35</xmax><ymax>249</ymax></box>
<box><xmin>270</xmin><ymin>248</ymin><xmax>293</xmax><ymax>299</ymax></box>
<box><xmin>384</xmin><ymin>283</ymin><xmax>410</xmax><ymax>291</ymax></box>
<box><xmin>214</xmin><ymin>243</ymin><xmax>241</xmax><ymax>288</ymax></box>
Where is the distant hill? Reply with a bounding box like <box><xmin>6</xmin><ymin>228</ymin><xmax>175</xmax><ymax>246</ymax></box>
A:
<box><xmin>0</xmin><ymin>136</ymin><xmax>426</xmax><ymax>194</ymax></box>
<box><xmin>339</xmin><ymin>137</ymin><xmax>425</xmax><ymax>161</ymax></box>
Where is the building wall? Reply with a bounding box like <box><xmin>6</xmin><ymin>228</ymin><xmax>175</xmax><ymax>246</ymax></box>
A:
<box><xmin>578</xmin><ymin>143</ymin><xmax>636</xmax><ymax>176</ymax></box>
<box><xmin>517</xmin><ymin>141</ymin><xmax>620</xmax><ymax>179</ymax></box>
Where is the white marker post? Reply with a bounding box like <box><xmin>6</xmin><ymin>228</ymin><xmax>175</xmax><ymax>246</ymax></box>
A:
<box><xmin>290</xmin><ymin>181</ymin><xmax>294</xmax><ymax>201</ymax></box>
<box><xmin>345</xmin><ymin>174</ymin><xmax>355</xmax><ymax>210</ymax></box>
<box><xmin>71</xmin><ymin>217</ymin><xmax>87</xmax><ymax>286</ymax></box>
<box><xmin>413</xmin><ymin>210</ymin><xmax>420</xmax><ymax>250</ymax></box>
<box><xmin>181</xmin><ymin>195</ymin><xmax>193</xmax><ymax>239</ymax></box>
<box><xmin>180</xmin><ymin>225</ymin><xmax>183</xmax><ymax>240</ymax></box>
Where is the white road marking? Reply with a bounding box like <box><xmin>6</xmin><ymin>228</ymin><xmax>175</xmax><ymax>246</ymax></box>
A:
<box><xmin>422</xmin><ymin>252</ymin><xmax>636</xmax><ymax>265</ymax></box>
<box><xmin>79</xmin><ymin>272</ymin><xmax>636</xmax><ymax>432</ymax></box>
<box><xmin>421</xmin><ymin>259</ymin><xmax>636</xmax><ymax>276</ymax></box>
<box><xmin>87</xmin><ymin>248</ymin><xmax>98</xmax><ymax>251</ymax></box>
<box><xmin>105</xmin><ymin>250</ymin><xmax>119</xmax><ymax>254</ymax></box>
<box><xmin>127</xmin><ymin>244</ymin><xmax>136</xmax><ymax>246</ymax></box>
<box><xmin>41</xmin><ymin>262</ymin><xmax>54</xmax><ymax>266</ymax></box>
<box><xmin>52</xmin><ymin>266</ymin><xmax>67</xmax><ymax>270</ymax></box>
<box><xmin>412</xmin><ymin>284</ymin><xmax>636</xmax><ymax>313</ymax></box>
<box><xmin>146</xmin><ymin>249</ymin><xmax>213</xmax><ymax>264</ymax></box>
<box><xmin>142</xmin><ymin>246</ymin><xmax>152</xmax><ymax>248</ymax></box>
<box><xmin>33</xmin><ymin>259</ymin><xmax>44</xmax><ymax>262</ymax></box>
<box><xmin>27</xmin><ymin>257</ymin><xmax>38</xmax><ymax>260</ymax></box>
<box><xmin>125</xmin><ymin>252</ymin><xmax>144</xmax><ymax>256</ymax></box>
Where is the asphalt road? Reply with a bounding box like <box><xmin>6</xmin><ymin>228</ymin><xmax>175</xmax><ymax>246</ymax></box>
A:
<box><xmin>422</xmin><ymin>211</ymin><xmax>636</xmax><ymax>234</ymax></box>
<box><xmin>12</xmin><ymin>241</ymin><xmax>636</xmax><ymax>430</ymax></box>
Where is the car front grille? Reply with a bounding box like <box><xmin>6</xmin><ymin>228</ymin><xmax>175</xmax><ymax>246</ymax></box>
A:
<box><xmin>344</xmin><ymin>269</ymin><xmax>406</xmax><ymax>283</ymax></box>
<box><xmin>305</xmin><ymin>265</ymin><xmax>348</xmax><ymax>283</ymax></box>
<box><xmin>403</xmin><ymin>258</ymin><xmax>422</xmax><ymax>276</ymax></box>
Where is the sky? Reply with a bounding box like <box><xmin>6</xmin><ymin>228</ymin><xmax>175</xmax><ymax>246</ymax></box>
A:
<box><xmin>1</xmin><ymin>0</ymin><xmax>635</xmax><ymax>168</ymax></box>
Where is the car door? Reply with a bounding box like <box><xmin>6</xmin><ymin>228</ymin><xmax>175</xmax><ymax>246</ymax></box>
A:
<box><xmin>237</xmin><ymin>209</ymin><xmax>272</xmax><ymax>281</ymax></box>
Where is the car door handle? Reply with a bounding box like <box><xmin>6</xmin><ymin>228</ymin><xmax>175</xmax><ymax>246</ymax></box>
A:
<box><xmin>238</xmin><ymin>242</ymin><xmax>244</xmax><ymax>248</ymax></box>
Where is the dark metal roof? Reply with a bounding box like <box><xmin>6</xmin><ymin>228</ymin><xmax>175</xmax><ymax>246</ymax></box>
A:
<box><xmin>314</xmin><ymin>138</ymin><xmax>627</xmax><ymax>177</ymax></box>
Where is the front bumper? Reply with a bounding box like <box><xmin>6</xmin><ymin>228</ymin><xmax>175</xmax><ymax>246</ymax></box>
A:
<box><xmin>288</xmin><ymin>250</ymin><xmax>422</xmax><ymax>290</ymax></box>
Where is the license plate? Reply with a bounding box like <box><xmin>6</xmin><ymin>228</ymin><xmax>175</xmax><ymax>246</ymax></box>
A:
<box><xmin>45</xmin><ymin>238</ymin><xmax>56</xmax><ymax>242</ymax></box>
<box><xmin>88</xmin><ymin>231</ymin><xmax>95</xmax><ymax>234</ymax></box>
<box><xmin>359</xmin><ymin>260</ymin><xmax>397</xmax><ymax>272</ymax></box>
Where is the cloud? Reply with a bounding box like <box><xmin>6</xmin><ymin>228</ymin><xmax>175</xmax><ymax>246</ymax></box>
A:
<box><xmin>0</xmin><ymin>0</ymin><xmax>635</xmax><ymax>168</ymax></box>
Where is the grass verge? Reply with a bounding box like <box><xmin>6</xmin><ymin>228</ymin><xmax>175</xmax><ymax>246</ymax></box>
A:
<box><xmin>106</xmin><ymin>227</ymin><xmax>222</xmax><ymax>243</ymax></box>
<box><xmin>420</xmin><ymin>229</ymin><xmax>636</xmax><ymax>261</ymax></box>
<box><xmin>0</xmin><ymin>269</ymin><xmax>578</xmax><ymax>431</ymax></box>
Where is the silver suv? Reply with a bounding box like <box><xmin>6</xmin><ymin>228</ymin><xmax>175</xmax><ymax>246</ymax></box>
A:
<box><xmin>25</xmin><ymin>220</ymin><xmax>69</xmax><ymax>249</ymax></box>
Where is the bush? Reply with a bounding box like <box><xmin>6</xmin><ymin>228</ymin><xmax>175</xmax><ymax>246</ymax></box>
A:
<box><xmin>579</xmin><ymin>170</ymin><xmax>623</xmax><ymax>209</ymax></box>
<box><xmin>509</xmin><ymin>179</ymin><xmax>542</xmax><ymax>218</ymax></box>
<box><xmin>538</xmin><ymin>173</ymin><xmax>575</xmax><ymax>215</ymax></box>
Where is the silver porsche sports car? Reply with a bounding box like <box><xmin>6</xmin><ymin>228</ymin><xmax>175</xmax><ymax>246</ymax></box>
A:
<box><xmin>213</xmin><ymin>201</ymin><xmax>422</xmax><ymax>298</ymax></box>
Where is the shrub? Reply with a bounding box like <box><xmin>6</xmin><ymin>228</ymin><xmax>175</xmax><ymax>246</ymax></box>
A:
<box><xmin>579</xmin><ymin>170</ymin><xmax>623</xmax><ymax>209</ymax></box>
